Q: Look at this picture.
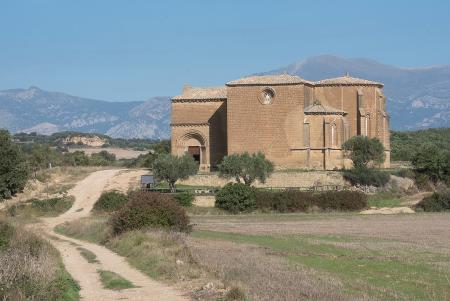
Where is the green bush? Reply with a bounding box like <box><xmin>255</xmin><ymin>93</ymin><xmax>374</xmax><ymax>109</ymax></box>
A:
<box><xmin>314</xmin><ymin>191</ymin><xmax>367</xmax><ymax>211</ymax></box>
<box><xmin>173</xmin><ymin>191</ymin><xmax>194</xmax><ymax>207</ymax></box>
<box><xmin>254</xmin><ymin>190</ymin><xmax>367</xmax><ymax>212</ymax></box>
<box><xmin>215</xmin><ymin>183</ymin><xmax>256</xmax><ymax>213</ymax></box>
<box><xmin>414</xmin><ymin>173</ymin><xmax>433</xmax><ymax>191</ymax></box>
<box><xmin>415</xmin><ymin>190</ymin><xmax>450</xmax><ymax>212</ymax></box>
<box><xmin>90</xmin><ymin>150</ymin><xmax>116</xmax><ymax>166</ymax></box>
<box><xmin>255</xmin><ymin>190</ymin><xmax>314</xmax><ymax>212</ymax></box>
<box><xmin>110</xmin><ymin>192</ymin><xmax>190</xmax><ymax>234</ymax></box>
<box><xmin>343</xmin><ymin>167</ymin><xmax>390</xmax><ymax>187</ymax></box>
<box><xmin>93</xmin><ymin>191</ymin><xmax>128</xmax><ymax>212</ymax></box>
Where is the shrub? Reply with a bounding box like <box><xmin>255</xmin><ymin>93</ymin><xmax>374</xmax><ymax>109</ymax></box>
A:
<box><xmin>343</xmin><ymin>167</ymin><xmax>390</xmax><ymax>187</ymax></box>
<box><xmin>412</xmin><ymin>144</ymin><xmax>449</xmax><ymax>183</ymax></box>
<box><xmin>412</xmin><ymin>172</ymin><xmax>433</xmax><ymax>191</ymax></box>
<box><xmin>225</xmin><ymin>286</ymin><xmax>247</xmax><ymax>301</ymax></box>
<box><xmin>110</xmin><ymin>192</ymin><xmax>190</xmax><ymax>234</ymax></box>
<box><xmin>90</xmin><ymin>150</ymin><xmax>116</xmax><ymax>166</ymax></box>
<box><xmin>173</xmin><ymin>191</ymin><xmax>194</xmax><ymax>207</ymax></box>
<box><xmin>255</xmin><ymin>190</ymin><xmax>314</xmax><ymax>213</ymax></box>
<box><xmin>314</xmin><ymin>191</ymin><xmax>367</xmax><ymax>211</ymax></box>
<box><xmin>254</xmin><ymin>190</ymin><xmax>367</xmax><ymax>212</ymax></box>
<box><xmin>93</xmin><ymin>191</ymin><xmax>128</xmax><ymax>212</ymax></box>
<box><xmin>415</xmin><ymin>190</ymin><xmax>450</xmax><ymax>212</ymax></box>
<box><xmin>215</xmin><ymin>183</ymin><xmax>256</xmax><ymax>213</ymax></box>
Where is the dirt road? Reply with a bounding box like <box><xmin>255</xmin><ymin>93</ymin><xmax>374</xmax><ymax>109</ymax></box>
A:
<box><xmin>41</xmin><ymin>169</ymin><xmax>188</xmax><ymax>301</ymax></box>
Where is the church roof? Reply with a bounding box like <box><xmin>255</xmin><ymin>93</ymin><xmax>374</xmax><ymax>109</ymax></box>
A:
<box><xmin>315</xmin><ymin>74</ymin><xmax>383</xmax><ymax>87</ymax></box>
<box><xmin>226</xmin><ymin>74</ymin><xmax>313</xmax><ymax>86</ymax></box>
<box><xmin>304</xmin><ymin>103</ymin><xmax>347</xmax><ymax>115</ymax></box>
<box><xmin>172</xmin><ymin>86</ymin><xmax>227</xmax><ymax>101</ymax></box>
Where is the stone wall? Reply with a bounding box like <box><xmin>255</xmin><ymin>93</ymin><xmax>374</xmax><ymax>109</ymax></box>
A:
<box><xmin>179</xmin><ymin>170</ymin><xmax>346</xmax><ymax>188</ymax></box>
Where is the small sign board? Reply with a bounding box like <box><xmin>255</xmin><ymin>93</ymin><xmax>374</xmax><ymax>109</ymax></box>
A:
<box><xmin>141</xmin><ymin>174</ymin><xmax>155</xmax><ymax>190</ymax></box>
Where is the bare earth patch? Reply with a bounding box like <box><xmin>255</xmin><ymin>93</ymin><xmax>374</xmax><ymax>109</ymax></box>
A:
<box><xmin>192</xmin><ymin>213</ymin><xmax>450</xmax><ymax>250</ymax></box>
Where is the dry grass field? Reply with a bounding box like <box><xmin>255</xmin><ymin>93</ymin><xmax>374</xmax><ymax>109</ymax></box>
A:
<box><xmin>57</xmin><ymin>211</ymin><xmax>450</xmax><ymax>301</ymax></box>
<box><xmin>189</xmin><ymin>212</ymin><xmax>450</xmax><ymax>301</ymax></box>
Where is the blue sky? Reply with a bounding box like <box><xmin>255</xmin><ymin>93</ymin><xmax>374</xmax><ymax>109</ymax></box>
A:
<box><xmin>1</xmin><ymin>0</ymin><xmax>449</xmax><ymax>101</ymax></box>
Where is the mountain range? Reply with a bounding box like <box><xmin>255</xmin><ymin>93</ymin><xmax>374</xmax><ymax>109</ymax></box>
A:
<box><xmin>0</xmin><ymin>87</ymin><xmax>171</xmax><ymax>139</ymax></box>
<box><xmin>259</xmin><ymin>55</ymin><xmax>450</xmax><ymax>130</ymax></box>
<box><xmin>0</xmin><ymin>55</ymin><xmax>448</xmax><ymax>139</ymax></box>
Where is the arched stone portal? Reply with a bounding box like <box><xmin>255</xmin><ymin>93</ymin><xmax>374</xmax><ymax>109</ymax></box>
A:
<box><xmin>175</xmin><ymin>130</ymin><xmax>210</xmax><ymax>171</ymax></box>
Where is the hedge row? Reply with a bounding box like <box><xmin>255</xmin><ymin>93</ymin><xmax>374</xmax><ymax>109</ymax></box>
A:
<box><xmin>215</xmin><ymin>183</ymin><xmax>368</xmax><ymax>213</ymax></box>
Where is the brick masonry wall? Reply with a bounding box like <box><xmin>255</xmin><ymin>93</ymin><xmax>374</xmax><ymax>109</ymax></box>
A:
<box><xmin>171</xmin><ymin>82</ymin><xmax>390</xmax><ymax>170</ymax></box>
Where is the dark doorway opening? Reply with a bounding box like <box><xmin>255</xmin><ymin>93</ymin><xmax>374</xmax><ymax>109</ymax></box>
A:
<box><xmin>188</xmin><ymin>146</ymin><xmax>201</xmax><ymax>163</ymax></box>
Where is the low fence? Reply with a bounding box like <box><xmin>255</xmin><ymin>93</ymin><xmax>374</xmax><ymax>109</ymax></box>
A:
<box><xmin>144</xmin><ymin>185</ymin><xmax>348</xmax><ymax>195</ymax></box>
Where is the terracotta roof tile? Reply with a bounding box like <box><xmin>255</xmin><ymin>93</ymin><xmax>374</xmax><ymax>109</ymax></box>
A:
<box><xmin>172</xmin><ymin>86</ymin><xmax>227</xmax><ymax>101</ymax></box>
<box><xmin>226</xmin><ymin>74</ymin><xmax>313</xmax><ymax>86</ymax></box>
<box><xmin>314</xmin><ymin>75</ymin><xmax>383</xmax><ymax>87</ymax></box>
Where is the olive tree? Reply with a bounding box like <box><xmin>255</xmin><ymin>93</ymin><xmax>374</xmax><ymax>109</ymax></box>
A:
<box><xmin>152</xmin><ymin>154</ymin><xmax>198</xmax><ymax>192</ymax></box>
<box><xmin>0</xmin><ymin>130</ymin><xmax>29</xmax><ymax>200</ymax></box>
<box><xmin>412</xmin><ymin>144</ymin><xmax>449</xmax><ymax>182</ymax></box>
<box><xmin>342</xmin><ymin>136</ymin><xmax>389</xmax><ymax>187</ymax></box>
<box><xmin>218</xmin><ymin>152</ymin><xmax>274</xmax><ymax>186</ymax></box>
<box><xmin>342</xmin><ymin>136</ymin><xmax>385</xmax><ymax>169</ymax></box>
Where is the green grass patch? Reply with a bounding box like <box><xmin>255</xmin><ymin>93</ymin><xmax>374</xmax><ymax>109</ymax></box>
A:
<box><xmin>7</xmin><ymin>197</ymin><xmax>74</xmax><ymax>219</ymax></box>
<box><xmin>77</xmin><ymin>247</ymin><xmax>99</xmax><ymax>263</ymax></box>
<box><xmin>48</xmin><ymin>268</ymin><xmax>80</xmax><ymax>301</ymax></box>
<box><xmin>367</xmin><ymin>191</ymin><xmax>403</xmax><ymax>208</ymax></box>
<box><xmin>193</xmin><ymin>230</ymin><xmax>450</xmax><ymax>301</ymax></box>
<box><xmin>98</xmin><ymin>270</ymin><xmax>135</xmax><ymax>290</ymax></box>
<box><xmin>368</xmin><ymin>198</ymin><xmax>402</xmax><ymax>208</ymax></box>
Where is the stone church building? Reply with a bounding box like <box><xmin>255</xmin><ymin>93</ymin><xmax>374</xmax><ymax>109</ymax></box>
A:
<box><xmin>171</xmin><ymin>74</ymin><xmax>390</xmax><ymax>171</ymax></box>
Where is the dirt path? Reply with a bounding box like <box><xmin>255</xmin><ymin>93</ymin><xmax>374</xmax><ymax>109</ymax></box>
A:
<box><xmin>41</xmin><ymin>169</ymin><xmax>188</xmax><ymax>301</ymax></box>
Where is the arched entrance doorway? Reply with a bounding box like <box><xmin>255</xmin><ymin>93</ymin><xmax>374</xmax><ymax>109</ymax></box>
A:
<box><xmin>176</xmin><ymin>130</ymin><xmax>209</xmax><ymax>171</ymax></box>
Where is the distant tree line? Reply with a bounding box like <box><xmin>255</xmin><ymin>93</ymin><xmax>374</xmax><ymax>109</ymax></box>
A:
<box><xmin>391</xmin><ymin>128</ymin><xmax>450</xmax><ymax>161</ymax></box>
<box><xmin>13</xmin><ymin>131</ymin><xmax>167</xmax><ymax>150</ymax></box>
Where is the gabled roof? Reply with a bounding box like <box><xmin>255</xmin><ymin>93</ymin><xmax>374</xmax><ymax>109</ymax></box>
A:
<box><xmin>226</xmin><ymin>74</ymin><xmax>313</xmax><ymax>86</ymax></box>
<box><xmin>314</xmin><ymin>75</ymin><xmax>383</xmax><ymax>87</ymax></box>
<box><xmin>172</xmin><ymin>86</ymin><xmax>227</xmax><ymax>101</ymax></box>
<box><xmin>304</xmin><ymin>103</ymin><xmax>347</xmax><ymax>115</ymax></box>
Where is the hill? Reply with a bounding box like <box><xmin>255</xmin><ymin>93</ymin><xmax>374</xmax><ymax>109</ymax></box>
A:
<box><xmin>0</xmin><ymin>86</ymin><xmax>170</xmax><ymax>139</ymax></box>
